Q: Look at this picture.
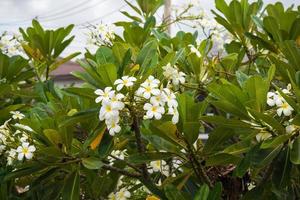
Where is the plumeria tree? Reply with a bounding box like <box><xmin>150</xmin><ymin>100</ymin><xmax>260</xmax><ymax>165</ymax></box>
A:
<box><xmin>0</xmin><ymin>0</ymin><xmax>300</xmax><ymax>199</ymax></box>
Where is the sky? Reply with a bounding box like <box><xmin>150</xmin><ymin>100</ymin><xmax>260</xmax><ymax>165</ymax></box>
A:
<box><xmin>0</xmin><ymin>0</ymin><xmax>297</xmax><ymax>56</ymax></box>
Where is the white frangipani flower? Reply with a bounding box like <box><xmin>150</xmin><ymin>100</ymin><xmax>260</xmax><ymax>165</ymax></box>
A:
<box><xmin>95</xmin><ymin>87</ymin><xmax>114</xmax><ymax>103</ymax></box>
<box><xmin>10</xmin><ymin>111</ymin><xmax>25</xmax><ymax>120</ymax></box>
<box><xmin>114</xmin><ymin>76</ymin><xmax>137</xmax><ymax>91</ymax></box>
<box><xmin>286</xmin><ymin>124</ymin><xmax>296</xmax><ymax>134</ymax></box>
<box><xmin>267</xmin><ymin>92</ymin><xmax>276</xmax><ymax>106</ymax></box>
<box><xmin>256</xmin><ymin>132</ymin><xmax>272</xmax><ymax>142</ymax></box>
<box><xmin>109</xmin><ymin>93</ymin><xmax>125</xmax><ymax>110</ymax></box>
<box><xmin>162</xmin><ymin>64</ymin><xmax>186</xmax><ymax>86</ymax></box>
<box><xmin>106</xmin><ymin>118</ymin><xmax>121</xmax><ymax>136</ymax></box>
<box><xmin>108</xmin><ymin>149</ymin><xmax>127</xmax><ymax>165</ymax></box>
<box><xmin>136</xmin><ymin>77</ymin><xmax>161</xmax><ymax>99</ymax></box>
<box><xmin>108</xmin><ymin>192</ymin><xmax>117</xmax><ymax>200</ymax></box>
<box><xmin>99</xmin><ymin>101</ymin><xmax>119</xmax><ymax>121</ymax></box>
<box><xmin>276</xmin><ymin>102</ymin><xmax>293</xmax><ymax>117</ymax></box>
<box><xmin>148</xmin><ymin>160</ymin><xmax>170</xmax><ymax>176</ymax></box>
<box><xmin>14</xmin><ymin>123</ymin><xmax>33</xmax><ymax>132</ymax></box>
<box><xmin>163</xmin><ymin>88</ymin><xmax>178</xmax><ymax>108</ymax></box>
<box><xmin>163</xmin><ymin>63</ymin><xmax>177</xmax><ymax>79</ymax></box>
<box><xmin>143</xmin><ymin>103</ymin><xmax>165</xmax><ymax>120</ymax></box>
<box><xmin>116</xmin><ymin>188</ymin><xmax>131</xmax><ymax>200</ymax></box>
<box><xmin>16</xmin><ymin>142</ymin><xmax>36</xmax><ymax>160</ymax></box>
<box><xmin>150</xmin><ymin>91</ymin><xmax>166</xmax><ymax>106</ymax></box>
<box><xmin>143</xmin><ymin>75</ymin><xmax>160</xmax><ymax>87</ymax></box>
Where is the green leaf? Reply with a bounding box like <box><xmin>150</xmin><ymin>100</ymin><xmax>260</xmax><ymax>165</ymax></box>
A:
<box><xmin>242</xmin><ymin>76</ymin><xmax>269</xmax><ymax>112</ymax></box>
<box><xmin>62</xmin><ymin>171</ymin><xmax>80</xmax><ymax>200</ymax></box>
<box><xmin>247</xmin><ymin>109</ymin><xmax>285</xmax><ymax>134</ymax></box>
<box><xmin>261</xmin><ymin>134</ymin><xmax>291</xmax><ymax>149</ymax></box>
<box><xmin>128</xmin><ymin>152</ymin><xmax>174</xmax><ymax>164</ymax></box>
<box><xmin>194</xmin><ymin>184</ymin><xmax>209</xmax><ymax>200</ymax></box>
<box><xmin>208</xmin><ymin>182</ymin><xmax>222</xmax><ymax>200</ymax></box>
<box><xmin>136</xmin><ymin>39</ymin><xmax>158</xmax><ymax>74</ymax></box>
<box><xmin>96</xmin><ymin>63</ymin><xmax>118</xmax><ymax>87</ymax></box>
<box><xmin>290</xmin><ymin>136</ymin><xmax>300</xmax><ymax>164</ymax></box>
<box><xmin>177</xmin><ymin>92</ymin><xmax>207</xmax><ymax>144</ymax></box>
<box><xmin>59</xmin><ymin>108</ymin><xmax>98</xmax><ymax>128</ymax></box>
<box><xmin>82</xmin><ymin>157</ymin><xmax>103</xmax><ymax>169</ymax></box>
<box><xmin>206</xmin><ymin>153</ymin><xmax>241</xmax><ymax>166</ymax></box>
<box><xmin>164</xmin><ymin>184</ymin><xmax>187</xmax><ymax>200</ymax></box>
<box><xmin>43</xmin><ymin>129</ymin><xmax>62</xmax><ymax>145</ymax></box>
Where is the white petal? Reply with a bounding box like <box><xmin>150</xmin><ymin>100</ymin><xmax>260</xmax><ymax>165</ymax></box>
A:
<box><xmin>28</xmin><ymin>146</ymin><xmax>36</xmax><ymax>152</ymax></box>
<box><xmin>25</xmin><ymin>152</ymin><xmax>33</xmax><ymax>160</ymax></box>
<box><xmin>116</xmin><ymin>84</ymin><xmax>124</xmax><ymax>91</ymax></box>
<box><xmin>94</xmin><ymin>89</ymin><xmax>103</xmax><ymax>95</ymax></box>
<box><xmin>143</xmin><ymin>103</ymin><xmax>152</xmax><ymax>110</ymax></box>
<box><xmin>114</xmin><ymin>79</ymin><xmax>123</xmax><ymax>85</ymax></box>
<box><xmin>18</xmin><ymin>153</ymin><xmax>24</xmax><ymax>161</ymax></box>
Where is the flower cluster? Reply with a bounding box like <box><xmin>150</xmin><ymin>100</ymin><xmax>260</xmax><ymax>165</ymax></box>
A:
<box><xmin>267</xmin><ymin>84</ymin><xmax>294</xmax><ymax>117</ymax></box>
<box><xmin>171</xmin><ymin>1</ymin><xmax>233</xmax><ymax>51</ymax></box>
<box><xmin>0</xmin><ymin>111</ymin><xmax>36</xmax><ymax>166</ymax></box>
<box><xmin>0</xmin><ymin>32</ymin><xmax>24</xmax><ymax>57</ymax></box>
<box><xmin>86</xmin><ymin>23</ymin><xmax>115</xmax><ymax>48</ymax></box>
<box><xmin>162</xmin><ymin>63</ymin><xmax>186</xmax><ymax>86</ymax></box>
<box><xmin>95</xmin><ymin>75</ymin><xmax>179</xmax><ymax>136</ymax></box>
<box><xmin>148</xmin><ymin>160</ymin><xmax>170</xmax><ymax>176</ymax></box>
<box><xmin>108</xmin><ymin>176</ymin><xmax>131</xmax><ymax>200</ymax></box>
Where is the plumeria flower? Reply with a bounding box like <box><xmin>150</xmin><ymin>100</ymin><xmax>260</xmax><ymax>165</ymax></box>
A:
<box><xmin>95</xmin><ymin>87</ymin><xmax>114</xmax><ymax>103</ymax></box>
<box><xmin>10</xmin><ymin>111</ymin><xmax>25</xmax><ymax>120</ymax></box>
<box><xmin>276</xmin><ymin>101</ymin><xmax>293</xmax><ymax>117</ymax></box>
<box><xmin>7</xmin><ymin>148</ymin><xmax>16</xmax><ymax>165</ymax></box>
<box><xmin>256</xmin><ymin>132</ymin><xmax>272</xmax><ymax>142</ymax></box>
<box><xmin>110</xmin><ymin>93</ymin><xmax>125</xmax><ymax>110</ymax></box>
<box><xmin>106</xmin><ymin>118</ymin><xmax>121</xmax><ymax>136</ymax></box>
<box><xmin>108</xmin><ymin>149</ymin><xmax>127</xmax><ymax>165</ymax></box>
<box><xmin>172</xmin><ymin>71</ymin><xmax>186</xmax><ymax>85</ymax></box>
<box><xmin>116</xmin><ymin>188</ymin><xmax>131</xmax><ymax>200</ymax></box>
<box><xmin>148</xmin><ymin>160</ymin><xmax>170</xmax><ymax>176</ymax></box>
<box><xmin>162</xmin><ymin>64</ymin><xmax>186</xmax><ymax>86</ymax></box>
<box><xmin>267</xmin><ymin>92</ymin><xmax>277</xmax><ymax>106</ymax></box>
<box><xmin>286</xmin><ymin>124</ymin><xmax>296</xmax><ymax>134</ymax></box>
<box><xmin>143</xmin><ymin>75</ymin><xmax>160</xmax><ymax>87</ymax></box>
<box><xmin>168</xmin><ymin>107</ymin><xmax>179</xmax><ymax>124</ymax></box>
<box><xmin>14</xmin><ymin>123</ymin><xmax>33</xmax><ymax>132</ymax></box>
<box><xmin>0</xmin><ymin>145</ymin><xmax>5</xmax><ymax>153</ymax></box>
<box><xmin>144</xmin><ymin>103</ymin><xmax>165</xmax><ymax>120</ymax></box>
<box><xmin>137</xmin><ymin>83</ymin><xmax>160</xmax><ymax>99</ymax></box>
<box><xmin>163</xmin><ymin>63</ymin><xmax>177</xmax><ymax>79</ymax></box>
<box><xmin>16</xmin><ymin>142</ymin><xmax>36</xmax><ymax>160</ymax></box>
<box><xmin>163</xmin><ymin>89</ymin><xmax>178</xmax><ymax>108</ymax></box>
<box><xmin>114</xmin><ymin>76</ymin><xmax>137</xmax><ymax>91</ymax></box>
<box><xmin>150</xmin><ymin>91</ymin><xmax>166</xmax><ymax>106</ymax></box>
<box><xmin>188</xmin><ymin>44</ymin><xmax>201</xmax><ymax>57</ymax></box>
<box><xmin>99</xmin><ymin>101</ymin><xmax>119</xmax><ymax>121</ymax></box>
<box><xmin>20</xmin><ymin>134</ymin><xmax>28</xmax><ymax>143</ymax></box>
<box><xmin>108</xmin><ymin>192</ymin><xmax>117</xmax><ymax>200</ymax></box>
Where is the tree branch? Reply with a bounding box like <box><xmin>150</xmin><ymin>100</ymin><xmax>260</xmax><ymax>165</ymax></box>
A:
<box><xmin>102</xmin><ymin>164</ymin><xmax>142</xmax><ymax>179</ymax></box>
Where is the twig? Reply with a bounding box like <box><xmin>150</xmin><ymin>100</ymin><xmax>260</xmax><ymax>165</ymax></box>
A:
<box><xmin>109</xmin><ymin>154</ymin><xmax>142</xmax><ymax>173</ymax></box>
<box><xmin>102</xmin><ymin>164</ymin><xmax>142</xmax><ymax>178</ymax></box>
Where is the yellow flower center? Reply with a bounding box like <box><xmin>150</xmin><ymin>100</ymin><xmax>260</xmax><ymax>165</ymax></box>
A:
<box><xmin>155</xmin><ymin>160</ymin><xmax>161</xmax><ymax>168</ymax></box>
<box><xmin>281</xmin><ymin>103</ymin><xmax>289</xmax><ymax>109</ymax></box>
<box><xmin>145</xmin><ymin>86</ymin><xmax>152</xmax><ymax>92</ymax></box>
<box><xmin>22</xmin><ymin>148</ymin><xmax>29</xmax><ymax>154</ymax></box>
<box><xmin>105</xmin><ymin>105</ymin><xmax>112</xmax><ymax>112</ymax></box>
<box><xmin>123</xmin><ymin>80</ymin><xmax>128</xmax><ymax>85</ymax></box>
<box><xmin>151</xmin><ymin>107</ymin><xmax>157</xmax><ymax>112</ymax></box>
